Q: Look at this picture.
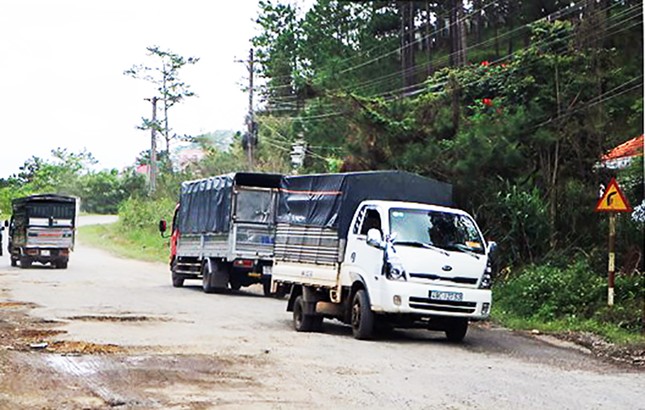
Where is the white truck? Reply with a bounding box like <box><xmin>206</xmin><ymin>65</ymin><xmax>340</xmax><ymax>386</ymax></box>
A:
<box><xmin>160</xmin><ymin>172</ymin><xmax>287</xmax><ymax>295</ymax></box>
<box><xmin>271</xmin><ymin>171</ymin><xmax>496</xmax><ymax>341</ymax></box>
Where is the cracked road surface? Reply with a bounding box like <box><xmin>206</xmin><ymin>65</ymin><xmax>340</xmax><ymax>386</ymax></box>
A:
<box><xmin>0</xmin><ymin>221</ymin><xmax>643</xmax><ymax>409</ymax></box>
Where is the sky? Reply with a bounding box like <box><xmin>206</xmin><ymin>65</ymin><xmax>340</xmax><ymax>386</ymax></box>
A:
<box><xmin>0</xmin><ymin>0</ymin><xmax>310</xmax><ymax>178</ymax></box>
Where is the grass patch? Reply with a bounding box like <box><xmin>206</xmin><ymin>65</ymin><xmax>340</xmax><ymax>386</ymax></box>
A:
<box><xmin>492</xmin><ymin>257</ymin><xmax>645</xmax><ymax>346</ymax></box>
<box><xmin>491</xmin><ymin>306</ymin><xmax>645</xmax><ymax>345</ymax></box>
<box><xmin>79</xmin><ymin>223</ymin><xmax>168</xmax><ymax>264</ymax></box>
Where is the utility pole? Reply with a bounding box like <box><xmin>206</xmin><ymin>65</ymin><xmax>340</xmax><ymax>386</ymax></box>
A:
<box><xmin>246</xmin><ymin>48</ymin><xmax>255</xmax><ymax>170</ymax></box>
<box><xmin>145</xmin><ymin>96</ymin><xmax>158</xmax><ymax>194</ymax></box>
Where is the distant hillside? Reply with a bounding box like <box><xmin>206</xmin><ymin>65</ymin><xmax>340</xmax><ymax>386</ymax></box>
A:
<box><xmin>193</xmin><ymin>130</ymin><xmax>235</xmax><ymax>151</ymax></box>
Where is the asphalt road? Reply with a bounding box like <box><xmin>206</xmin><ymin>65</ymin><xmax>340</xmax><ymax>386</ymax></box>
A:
<box><xmin>0</xmin><ymin>217</ymin><xmax>643</xmax><ymax>409</ymax></box>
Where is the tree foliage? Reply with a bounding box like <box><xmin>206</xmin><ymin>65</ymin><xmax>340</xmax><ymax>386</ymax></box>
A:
<box><xmin>124</xmin><ymin>46</ymin><xmax>200</xmax><ymax>153</ymax></box>
<box><xmin>251</xmin><ymin>1</ymin><xmax>643</xmax><ymax>272</ymax></box>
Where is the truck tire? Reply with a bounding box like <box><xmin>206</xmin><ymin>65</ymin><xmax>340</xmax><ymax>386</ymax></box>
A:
<box><xmin>351</xmin><ymin>289</ymin><xmax>374</xmax><ymax>340</ymax></box>
<box><xmin>202</xmin><ymin>261</ymin><xmax>215</xmax><ymax>294</ymax></box>
<box><xmin>274</xmin><ymin>283</ymin><xmax>289</xmax><ymax>299</ymax></box>
<box><xmin>444</xmin><ymin>318</ymin><xmax>468</xmax><ymax>342</ymax></box>
<box><xmin>10</xmin><ymin>257</ymin><xmax>17</xmax><ymax>267</ymax></box>
<box><xmin>55</xmin><ymin>259</ymin><xmax>68</xmax><ymax>269</ymax></box>
<box><xmin>172</xmin><ymin>272</ymin><xmax>185</xmax><ymax>288</ymax></box>
<box><xmin>293</xmin><ymin>295</ymin><xmax>323</xmax><ymax>332</ymax></box>
<box><xmin>19</xmin><ymin>257</ymin><xmax>32</xmax><ymax>269</ymax></box>
<box><xmin>262</xmin><ymin>278</ymin><xmax>272</xmax><ymax>296</ymax></box>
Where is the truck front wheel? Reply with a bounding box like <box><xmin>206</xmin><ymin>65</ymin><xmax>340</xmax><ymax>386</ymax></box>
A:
<box><xmin>202</xmin><ymin>260</ymin><xmax>216</xmax><ymax>293</ymax></box>
<box><xmin>444</xmin><ymin>318</ymin><xmax>468</xmax><ymax>342</ymax></box>
<box><xmin>10</xmin><ymin>257</ymin><xmax>17</xmax><ymax>267</ymax></box>
<box><xmin>293</xmin><ymin>295</ymin><xmax>322</xmax><ymax>332</ymax></box>
<box><xmin>172</xmin><ymin>272</ymin><xmax>185</xmax><ymax>288</ymax></box>
<box><xmin>351</xmin><ymin>289</ymin><xmax>374</xmax><ymax>340</ymax></box>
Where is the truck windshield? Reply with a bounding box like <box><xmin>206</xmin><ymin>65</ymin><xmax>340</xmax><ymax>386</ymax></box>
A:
<box><xmin>389</xmin><ymin>208</ymin><xmax>485</xmax><ymax>255</ymax></box>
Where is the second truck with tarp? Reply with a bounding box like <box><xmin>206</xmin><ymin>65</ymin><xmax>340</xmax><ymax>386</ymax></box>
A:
<box><xmin>161</xmin><ymin>172</ymin><xmax>286</xmax><ymax>295</ymax></box>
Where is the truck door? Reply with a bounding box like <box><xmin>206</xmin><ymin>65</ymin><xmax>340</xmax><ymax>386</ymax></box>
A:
<box><xmin>344</xmin><ymin>206</ymin><xmax>385</xmax><ymax>306</ymax></box>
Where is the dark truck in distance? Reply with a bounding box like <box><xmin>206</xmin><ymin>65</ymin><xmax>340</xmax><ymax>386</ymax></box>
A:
<box><xmin>160</xmin><ymin>172</ymin><xmax>287</xmax><ymax>295</ymax></box>
<box><xmin>7</xmin><ymin>194</ymin><xmax>78</xmax><ymax>269</ymax></box>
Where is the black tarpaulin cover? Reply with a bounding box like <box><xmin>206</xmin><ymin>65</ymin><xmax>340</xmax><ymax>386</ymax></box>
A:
<box><xmin>177</xmin><ymin>173</ymin><xmax>282</xmax><ymax>234</ymax></box>
<box><xmin>277</xmin><ymin>171</ymin><xmax>453</xmax><ymax>239</ymax></box>
<box><xmin>12</xmin><ymin>194</ymin><xmax>77</xmax><ymax>221</ymax></box>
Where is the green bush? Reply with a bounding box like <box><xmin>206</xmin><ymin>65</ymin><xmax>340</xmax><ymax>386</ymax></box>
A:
<box><xmin>495</xmin><ymin>258</ymin><xmax>607</xmax><ymax>321</ymax></box>
<box><xmin>118</xmin><ymin>197</ymin><xmax>176</xmax><ymax>232</ymax></box>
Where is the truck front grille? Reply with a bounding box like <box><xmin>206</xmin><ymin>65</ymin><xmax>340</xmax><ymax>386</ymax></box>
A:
<box><xmin>408</xmin><ymin>273</ymin><xmax>478</xmax><ymax>286</ymax></box>
<box><xmin>408</xmin><ymin>296</ymin><xmax>477</xmax><ymax>314</ymax></box>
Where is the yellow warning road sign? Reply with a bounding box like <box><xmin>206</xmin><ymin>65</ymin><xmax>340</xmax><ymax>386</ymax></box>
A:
<box><xmin>595</xmin><ymin>178</ymin><xmax>632</xmax><ymax>212</ymax></box>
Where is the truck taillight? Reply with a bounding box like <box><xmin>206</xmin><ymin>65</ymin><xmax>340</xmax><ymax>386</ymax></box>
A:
<box><xmin>234</xmin><ymin>259</ymin><xmax>254</xmax><ymax>268</ymax></box>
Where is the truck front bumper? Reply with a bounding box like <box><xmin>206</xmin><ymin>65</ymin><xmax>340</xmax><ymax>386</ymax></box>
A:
<box><xmin>372</xmin><ymin>281</ymin><xmax>492</xmax><ymax>320</ymax></box>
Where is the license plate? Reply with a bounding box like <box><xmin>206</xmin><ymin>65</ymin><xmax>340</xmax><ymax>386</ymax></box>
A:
<box><xmin>430</xmin><ymin>290</ymin><xmax>463</xmax><ymax>302</ymax></box>
<box><xmin>41</xmin><ymin>250</ymin><xmax>50</xmax><ymax>256</ymax></box>
<box><xmin>262</xmin><ymin>265</ymin><xmax>272</xmax><ymax>276</ymax></box>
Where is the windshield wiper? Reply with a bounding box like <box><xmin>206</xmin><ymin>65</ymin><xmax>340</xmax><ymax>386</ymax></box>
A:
<box><xmin>444</xmin><ymin>243</ymin><xmax>481</xmax><ymax>260</ymax></box>
<box><xmin>393</xmin><ymin>240</ymin><xmax>450</xmax><ymax>257</ymax></box>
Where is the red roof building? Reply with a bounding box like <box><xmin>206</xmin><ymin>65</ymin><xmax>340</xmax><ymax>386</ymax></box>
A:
<box><xmin>600</xmin><ymin>134</ymin><xmax>644</xmax><ymax>169</ymax></box>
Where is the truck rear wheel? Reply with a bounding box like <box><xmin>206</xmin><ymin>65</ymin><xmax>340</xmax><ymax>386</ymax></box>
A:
<box><xmin>55</xmin><ymin>259</ymin><xmax>68</xmax><ymax>269</ymax></box>
<box><xmin>10</xmin><ymin>257</ymin><xmax>17</xmax><ymax>267</ymax></box>
<box><xmin>444</xmin><ymin>318</ymin><xmax>468</xmax><ymax>342</ymax></box>
<box><xmin>19</xmin><ymin>257</ymin><xmax>32</xmax><ymax>269</ymax></box>
<box><xmin>351</xmin><ymin>289</ymin><xmax>374</xmax><ymax>340</ymax></box>
<box><xmin>293</xmin><ymin>295</ymin><xmax>322</xmax><ymax>332</ymax></box>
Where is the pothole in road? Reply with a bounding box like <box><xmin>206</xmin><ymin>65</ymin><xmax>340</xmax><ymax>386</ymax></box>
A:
<box><xmin>0</xmin><ymin>301</ymin><xmax>37</xmax><ymax>309</ymax></box>
<box><xmin>66</xmin><ymin>315</ymin><xmax>166</xmax><ymax>323</ymax></box>
<box><xmin>18</xmin><ymin>328</ymin><xmax>67</xmax><ymax>340</ymax></box>
<box><xmin>45</xmin><ymin>341</ymin><xmax>123</xmax><ymax>355</ymax></box>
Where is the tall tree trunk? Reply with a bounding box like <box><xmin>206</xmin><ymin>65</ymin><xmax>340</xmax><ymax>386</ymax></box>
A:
<box><xmin>549</xmin><ymin>63</ymin><xmax>562</xmax><ymax>251</ymax></box>
<box><xmin>426</xmin><ymin>1</ymin><xmax>433</xmax><ymax>77</ymax></box>
<box><xmin>449</xmin><ymin>0</ymin><xmax>466</xmax><ymax>66</ymax></box>
<box><xmin>507</xmin><ymin>1</ymin><xmax>515</xmax><ymax>56</ymax></box>
<box><xmin>399</xmin><ymin>2</ymin><xmax>416</xmax><ymax>88</ymax></box>
<box><xmin>474</xmin><ymin>0</ymin><xmax>483</xmax><ymax>44</ymax></box>
<box><xmin>493</xmin><ymin>3</ymin><xmax>500</xmax><ymax>58</ymax></box>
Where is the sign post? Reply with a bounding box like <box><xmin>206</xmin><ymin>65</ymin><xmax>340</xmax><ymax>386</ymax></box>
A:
<box><xmin>595</xmin><ymin>177</ymin><xmax>632</xmax><ymax>306</ymax></box>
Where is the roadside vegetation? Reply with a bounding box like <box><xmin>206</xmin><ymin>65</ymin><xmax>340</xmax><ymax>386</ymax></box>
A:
<box><xmin>1</xmin><ymin>1</ymin><xmax>643</xmax><ymax>347</ymax></box>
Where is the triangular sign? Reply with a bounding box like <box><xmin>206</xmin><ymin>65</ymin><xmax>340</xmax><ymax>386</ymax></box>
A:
<box><xmin>595</xmin><ymin>177</ymin><xmax>633</xmax><ymax>212</ymax></box>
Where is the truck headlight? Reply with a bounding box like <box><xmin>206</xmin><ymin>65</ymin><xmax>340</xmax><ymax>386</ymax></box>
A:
<box><xmin>479</xmin><ymin>266</ymin><xmax>492</xmax><ymax>289</ymax></box>
<box><xmin>386</xmin><ymin>262</ymin><xmax>407</xmax><ymax>281</ymax></box>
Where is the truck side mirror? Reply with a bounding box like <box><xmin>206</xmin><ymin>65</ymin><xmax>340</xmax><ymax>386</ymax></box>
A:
<box><xmin>487</xmin><ymin>241</ymin><xmax>498</xmax><ymax>258</ymax></box>
<box><xmin>159</xmin><ymin>219</ymin><xmax>167</xmax><ymax>234</ymax></box>
<box><xmin>366</xmin><ymin>228</ymin><xmax>385</xmax><ymax>250</ymax></box>
<box><xmin>3</xmin><ymin>220</ymin><xmax>7</xmax><ymax>228</ymax></box>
